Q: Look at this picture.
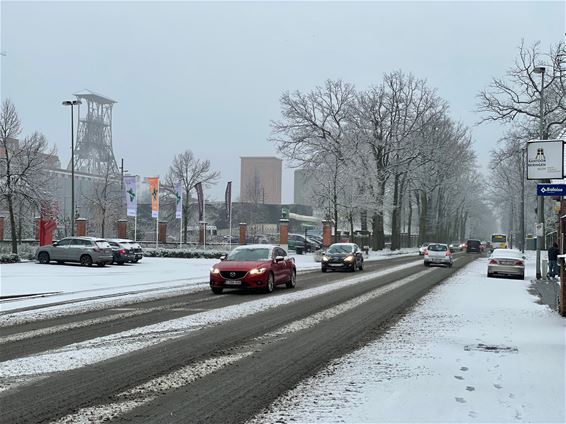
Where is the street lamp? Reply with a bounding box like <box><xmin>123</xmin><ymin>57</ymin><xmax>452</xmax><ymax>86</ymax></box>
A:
<box><xmin>62</xmin><ymin>99</ymin><xmax>81</xmax><ymax>236</ymax></box>
<box><xmin>533</xmin><ymin>66</ymin><xmax>546</xmax><ymax>278</ymax></box>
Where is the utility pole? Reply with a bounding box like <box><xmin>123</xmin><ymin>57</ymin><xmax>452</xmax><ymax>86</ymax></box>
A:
<box><xmin>521</xmin><ymin>147</ymin><xmax>526</xmax><ymax>253</ymax></box>
<box><xmin>534</xmin><ymin>66</ymin><xmax>546</xmax><ymax>279</ymax></box>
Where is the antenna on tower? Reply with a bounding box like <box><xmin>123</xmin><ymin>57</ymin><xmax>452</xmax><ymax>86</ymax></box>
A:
<box><xmin>69</xmin><ymin>90</ymin><xmax>119</xmax><ymax>175</ymax></box>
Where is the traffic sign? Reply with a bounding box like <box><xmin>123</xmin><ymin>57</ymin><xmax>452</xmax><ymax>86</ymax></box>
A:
<box><xmin>537</xmin><ymin>184</ymin><xmax>566</xmax><ymax>196</ymax></box>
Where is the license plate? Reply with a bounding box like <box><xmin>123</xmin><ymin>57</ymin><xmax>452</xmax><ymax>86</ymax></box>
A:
<box><xmin>329</xmin><ymin>263</ymin><xmax>342</xmax><ymax>266</ymax></box>
<box><xmin>224</xmin><ymin>280</ymin><xmax>241</xmax><ymax>286</ymax></box>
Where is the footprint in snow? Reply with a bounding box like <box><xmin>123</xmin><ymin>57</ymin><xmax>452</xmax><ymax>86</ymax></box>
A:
<box><xmin>455</xmin><ymin>397</ymin><xmax>467</xmax><ymax>403</ymax></box>
<box><xmin>454</xmin><ymin>375</ymin><xmax>464</xmax><ymax>380</ymax></box>
<box><xmin>460</xmin><ymin>366</ymin><xmax>469</xmax><ymax>372</ymax></box>
<box><xmin>468</xmin><ymin>411</ymin><xmax>478</xmax><ymax>418</ymax></box>
<box><xmin>466</xmin><ymin>386</ymin><xmax>475</xmax><ymax>392</ymax></box>
<box><xmin>493</xmin><ymin>384</ymin><xmax>503</xmax><ymax>389</ymax></box>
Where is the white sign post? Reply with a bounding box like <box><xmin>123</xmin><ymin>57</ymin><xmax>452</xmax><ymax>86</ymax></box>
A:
<box><xmin>535</xmin><ymin>223</ymin><xmax>544</xmax><ymax>237</ymax></box>
<box><xmin>526</xmin><ymin>140</ymin><xmax>565</xmax><ymax>180</ymax></box>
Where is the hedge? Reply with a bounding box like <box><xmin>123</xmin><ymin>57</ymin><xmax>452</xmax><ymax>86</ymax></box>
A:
<box><xmin>0</xmin><ymin>253</ymin><xmax>20</xmax><ymax>263</ymax></box>
<box><xmin>143</xmin><ymin>248</ymin><xmax>227</xmax><ymax>259</ymax></box>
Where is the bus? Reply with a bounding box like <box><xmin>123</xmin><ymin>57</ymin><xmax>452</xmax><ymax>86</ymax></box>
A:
<box><xmin>491</xmin><ymin>233</ymin><xmax>508</xmax><ymax>251</ymax></box>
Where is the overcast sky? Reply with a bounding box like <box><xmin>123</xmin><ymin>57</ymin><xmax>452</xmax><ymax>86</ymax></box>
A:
<box><xmin>1</xmin><ymin>1</ymin><xmax>565</xmax><ymax>203</ymax></box>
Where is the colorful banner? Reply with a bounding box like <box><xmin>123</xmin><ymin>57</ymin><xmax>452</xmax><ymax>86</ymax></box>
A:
<box><xmin>225</xmin><ymin>181</ymin><xmax>232</xmax><ymax>221</ymax></box>
<box><xmin>195</xmin><ymin>182</ymin><xmax>204</xmax><ymax>222</ymax></box>
<box><xmin>174</xmin><ymin>181</ymin><xmax>183</xmax><ymax>219</ymax></box>
<box><xmin>123</xmin><ymin>176</ymin><xmax>137</xmax><ymax>217</ymax></box>
<box><xmin>148</xmin><ymin>177</ymin><xmax>159</xmax><ymax>218</ymax></box>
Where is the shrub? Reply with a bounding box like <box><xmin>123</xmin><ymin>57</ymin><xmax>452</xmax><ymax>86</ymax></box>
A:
<box><xmin>142</xmin><ymin>248</ymin><xmax>227</xmax><ymax>259</ymax></box>
<box><xmin>0</xmin><ymin>253</ymin><xmax>20</xmax><ymax>263</ymax></box>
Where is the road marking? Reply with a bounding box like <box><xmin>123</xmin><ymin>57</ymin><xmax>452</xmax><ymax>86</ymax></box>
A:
<box><xmin>50</xmin><ymin>352</ymin><xmax>253</xmax><ymax>424</ymax></box>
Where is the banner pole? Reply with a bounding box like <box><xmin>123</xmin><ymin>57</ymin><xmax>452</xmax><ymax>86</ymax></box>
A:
<box><xmin>229</xmin><ymin>198</ymin><xmax>232</xmax><ymax>250</ymax></box>
<box><xmin>134</xmin><ymin>215</ymin><xmax>137</xmax><ymax>242</ymax></box>
<box><xmin>204</xmin><ymin>197</ymin><xmax>206</xmax><ymax>251</ymax></box>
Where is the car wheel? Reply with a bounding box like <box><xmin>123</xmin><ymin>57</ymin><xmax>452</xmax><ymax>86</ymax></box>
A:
<box><xmin>351</xmin><ymin>262</ymin><xmax>356</xmax><ymax>272</ymax></box>
<box><xmin>38</xmin><ymin>252</ymin><xmax>50</xmax><ymax>264</ymax></box>
<box><xmin>448</xmin><ymin>262</ymin><xmax>453</xmax><ymax>268</ymax></box>
<box><xmin>80</xmin><ymin>255</ymin><xmax>93</xmax><ymax>267</ymax></box>
<box><xmin>57</xmin><ymin>260</ymin><xmax>64</xmax><ymax>265</ymax></box>
<box><xmin>97</xmin><ymin>262</ymin><xmax>106</xmax><ymax>267</ymax></box>
<box><xmin>265</xmin><ymin>272</ymin><xmax>275</xmax><ymax>293</ymax></box>
<box><xmin>487</xmin><ymin>272</ymin><xmax>493</xmax><ymax>278</ymax></box>
<box><xmin>211</xmin><ymin>287</ymin><xmax>223</xmax><ymax>294</ymax></box>
<box><xmin>321</xmin><ymin>267</ymin><xmax>327</xmax><ymax>273</ymax></box>
<box><xmin>133</xmin><ymin>259</ymin><xmax>139</xmax><ymax>263</ymax></box>
<box><xmin>286</xmin><ymin>270</ymin><xmax>296</xmax><ymax>288</ymax></box>
<box><xmin>117</xmin><ymin>261</ymin><xmax>125</xmax><ymax>265</ymax></box>
<box><xmin>424</xmin><ymin>262</ymin><xmax>430</xmax><ymax>267</ymax></box>
<box><xmin>358</xmin><ymin>260</ymin><xmax>364</xmax><ymax>271</ymax></box>
<box><xmin>518</xmin><ymin>274</ymin><xmax>525</xmax><ymax>280</ymax></box>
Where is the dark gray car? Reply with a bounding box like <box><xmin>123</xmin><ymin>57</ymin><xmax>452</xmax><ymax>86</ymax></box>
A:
<box><xmin>36</xmin><ymin>237</ymin><xmax>113</xmax><ymax>267</ymax></box>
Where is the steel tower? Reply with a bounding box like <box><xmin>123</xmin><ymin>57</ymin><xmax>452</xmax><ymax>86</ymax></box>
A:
<box><xmin>69</xmin><ymin>90</ymin><xmax>119</xmax><ymax>175</ymax></box>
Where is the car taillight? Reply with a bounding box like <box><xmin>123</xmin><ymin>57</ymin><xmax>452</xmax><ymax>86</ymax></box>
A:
<box><xmin>489</xmin><ymin>259</ymin><xmax>498</xmax><ymax>264</ymax></box>
<box><xmin>445</xmin><ymin>250</ymin><xmax>451</xmax><ymax>256</ymax></box>
<box><xmin>119</xmin><ymin>249</ymin><xmax>125</xmax><ymax>254</ymax></box>
<box><xmin>423</xmin><ymin>249</ymin><xmax>428</xmax><ymax>256</ymax></box>
<box><xmin>515</xmin><ymin>261</ymin><xmax>524</xmax><ymax>266</ymax></box>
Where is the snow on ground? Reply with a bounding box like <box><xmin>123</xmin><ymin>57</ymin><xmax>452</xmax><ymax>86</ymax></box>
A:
<box><xmin>250</xmin><ymin>252</ymin><xmax>566</xmax><ymax>424</ymax></box>
<box><xmin>0</xmin><ymin>248</ymin><xmax>418</xmax><ymax>313</ymax></box>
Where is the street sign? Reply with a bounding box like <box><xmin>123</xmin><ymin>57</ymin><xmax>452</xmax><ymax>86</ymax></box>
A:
<box><xmin>527</xmin><ymin>140</ymin><xmax>564</xmax><ymax>180</ymax></box>
<box><xmin>535</xmin><ymin>223</ymin><xmax>544</xmax><ymax>237</ymax></box>
<box><xmin>537</xmin><ymin>184</ymin><xmax>566</xmax><ymax>196</ymax></box>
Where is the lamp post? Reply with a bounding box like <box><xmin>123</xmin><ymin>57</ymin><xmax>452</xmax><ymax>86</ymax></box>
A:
<box><xmin>62</xmin><ymin>99</ymin><xmax>81</xmax><ymax>236</ymax></box>
<box><xmin>533</xmin><ymin>66</ymin><xmax>546</xmax><ymax>278</ymax></box>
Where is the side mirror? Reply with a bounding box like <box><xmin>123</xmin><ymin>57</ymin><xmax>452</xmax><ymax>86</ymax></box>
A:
<box><xmin>52</xmin><ymin>242</ymin><xmax>58</xmax><ymax>247</ymax></box>
<box><xmin>275</xmin><ymin>256</ymin><xmax>285</xmax><ymax>262</ymax></box>
<box><xmin>219</xmin><ymin>255</ymin><xmax>226</xmax><ymax>261</ymax></box>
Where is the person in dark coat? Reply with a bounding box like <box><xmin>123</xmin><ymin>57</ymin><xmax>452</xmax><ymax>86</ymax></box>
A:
<box><xmin>547</xmin><ymin>242</ymin><xmax>559</xmax><ymax>279</ymax></box>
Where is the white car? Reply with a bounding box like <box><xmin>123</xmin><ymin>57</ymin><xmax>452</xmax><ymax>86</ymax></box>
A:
<box><xmin>487</xmin><ymin>249</ymin><xmax>525</xmax><ymax>279</ymax></box>
<box><xmin>419</xmin><ymin>243</ymin><xmax>431</xmax><ymax>256</ymax></box>
<box><xmin>423</xmin><ymin>243</ymin><xmax>453</xmax><ymax>267</ymax></box>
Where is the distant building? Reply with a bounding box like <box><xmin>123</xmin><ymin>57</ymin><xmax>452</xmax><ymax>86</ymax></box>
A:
<box><xmin>293</xmin><ymin>168</ymin><xmax>317</xmax><ymax>207</ymax></box>
<box><xmin>240</xmin><ymin>156</ymin><xmax>282</xmax><ymax>205</ymax></box>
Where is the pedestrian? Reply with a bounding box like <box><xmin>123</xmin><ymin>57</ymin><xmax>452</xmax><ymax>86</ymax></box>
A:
<box><xmin>547</xmin><ymin>242</ymin><xmax>559</xmax><ymax>279</ymax></box>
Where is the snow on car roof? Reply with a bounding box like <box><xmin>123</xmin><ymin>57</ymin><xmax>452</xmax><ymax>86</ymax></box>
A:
<box><xmin>234</xmin><ymin>244</ymin><xmax>277</xmax><ymax>250</ymax></box>
<box><xmin>491</xmin><ymin>249</ymin><xmax>522</xmax><ymax>258</ymax></box>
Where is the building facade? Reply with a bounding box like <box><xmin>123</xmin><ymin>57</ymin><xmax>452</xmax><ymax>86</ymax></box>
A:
<box><xmin>240</xmin><ymin>156</ymin><xmax>282</xmax><ymax>205</ymax></box>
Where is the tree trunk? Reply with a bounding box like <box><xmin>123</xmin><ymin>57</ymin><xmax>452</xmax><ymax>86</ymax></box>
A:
<box><xmin>391</xmin><ymin>173</ymin><xmax>401</xmax><ymax>251</ymax></box>
<box><xmin>407</xmin><ymin>195</ymin><xmax>413</xmax><ymax>248</ymax></box>
<box><xmin>360</xmin><ymin>210</ymin><xmax>368</xmax><ymax>232</ymax></box>
<box><xmin>7</xmin><ymin>195</ymin><xmax>18</xmax><ymax>254</ymax></box>
<box><xmin>418</xmin><ymin>191</ymin><xmax>428</xmax><ymax>245</ymax></box>
<box><xmin>349</xmin><ymin>213</ymin><xmax>354</xmax><ymax>243</ymax></box>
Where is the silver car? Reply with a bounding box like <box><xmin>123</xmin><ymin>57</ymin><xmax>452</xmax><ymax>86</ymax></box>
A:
<box><xmin>423</xmin><ymin>243</ymin><xmax>453</xmax><ymax>267</ymax></box>
<box><xmin>36</xmin><ymin>237</ymin><xmax>113</xmax><ymax>267</ymax></box>
<box><xmin>487</xmin><ymin>249</ymin><xmax>525</xmax><ymax>279</ymax></box>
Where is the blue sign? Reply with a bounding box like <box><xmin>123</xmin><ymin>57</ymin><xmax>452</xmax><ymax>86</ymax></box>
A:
<box><xmin>537</xmin><ymin>184</ymin><xmax>566</xmax><ymax>196</ymax></box>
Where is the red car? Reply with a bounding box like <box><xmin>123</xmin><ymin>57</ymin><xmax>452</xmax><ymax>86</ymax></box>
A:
<box><xmin>209</xmin><ymin>244</ymin><xmax>296</xmax><ymax>294</ymax></box>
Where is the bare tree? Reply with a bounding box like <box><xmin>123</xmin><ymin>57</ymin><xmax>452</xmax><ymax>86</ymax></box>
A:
<box><xmin>477</xmin><ymin>40</ymin><xmax>566</xmax><ymax>138</ymax></box>
<box><xmin>81</xmin><ymin>161</ymin><xmax>121</xmax><ymax>237</ymax></box>
<box><xmin>165</xmin><ymin>150</ymin><xmax>220</xmax><ymax>243</ymax></box>
<box><xmin>0</xmin><ymin>99</ymin><xmax>55</xmax><ymax>253</ymax></box>
<box><xmin>271</xmin><ymin>79</ymin><xmax>356</xmax><ymax>241</ymax></box>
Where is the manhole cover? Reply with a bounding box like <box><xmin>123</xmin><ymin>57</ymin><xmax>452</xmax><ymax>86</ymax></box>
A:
<box><xmin>464</xmin><ymin>343</ymin><xmax>518</xmax><ymax>353</ymax></box>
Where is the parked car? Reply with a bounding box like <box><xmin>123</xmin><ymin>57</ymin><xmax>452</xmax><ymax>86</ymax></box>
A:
<box><xmin>487</xmin><ymin>249</ymin><xmax>525</xmax><ymax>280</ymax></box>
<box><xmin>109</xmin><ymin>239</ymin><xmax>143</xmax><ymax>262</ymax></box>
<box><xmin>36</xmin><ymin>237</ymin><xmax>113</xmax><ymax>267</ymax></box>
<box><xmin>321</xmin><ymin>243</ymin><xmax>364</xmax><ymax>272</ymax></box>
<box><xmin>419</xmin><ymin>243</ymin><xmax>431</xmax><ymax>256</ymax></box>
<box><xmin>466</xmin><ymin>239</ymin><xmax>482</xmax><ymax>253</ymax></box>
<box><xmin>107</xmin><ymin>240</ymin><xmax>135</xmax><ymax>265</ymax></box>
<box><xmin>288</xmin><ymin>234</ymin><xmax>321</xmax><ymax>252</ymax></box>
<box><xmin>423</xmin><ymin>243</ymin><xmax>453</xmax><ymax>267</ymax></box>
<box><xmin>209</xmin><ymin>244</ymin><xmax>296</xmax><ymax>294</ymax></box>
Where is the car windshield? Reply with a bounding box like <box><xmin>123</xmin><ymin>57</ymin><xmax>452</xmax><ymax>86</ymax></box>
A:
<box><xmin>428</xmin><ymin>244</ymin><xmax>447</xmax><ymax>252</ymax></box>
<box><xmin>226</xmin><ymin>248</ymin><xmax>271</xmax><ymax>261</ymax></box>
<box><xmin>327</xmin><ymin>245</ymin><xmax>354</xmax><ymax>254</ymax></box>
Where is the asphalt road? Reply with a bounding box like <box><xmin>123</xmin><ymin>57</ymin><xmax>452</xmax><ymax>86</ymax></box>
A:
<box><xmin>0</xmin><ymin>252</ymin><xmax>477</xmax><ymax>424</ymax></box>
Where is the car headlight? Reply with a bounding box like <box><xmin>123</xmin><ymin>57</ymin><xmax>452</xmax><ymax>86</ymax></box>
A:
<box><xmin>249</xmin><ymin>267</ymin><xmax>267</xmax><ymax>275</ymax></box>
<box><xmin>322</xmin><ymin>255</ymin><xmax>329</xmax><ymax>262</ymax></box>
<box><xmin>344</xmin><ymin>255</ymin><xmax>354</xmax><ymax>262</ymax></box>
<box><xmin>210</xmin><ymin>268</ymin><xmax>221</xmax><ymax>275</ymax></box>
